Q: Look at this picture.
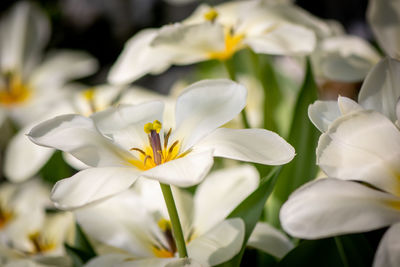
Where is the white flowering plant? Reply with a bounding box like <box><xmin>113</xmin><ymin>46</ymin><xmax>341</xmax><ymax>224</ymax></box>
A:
<box><xmin>0</xmin><ymin>0</ymin><xmax>397</xmax><ymax>266</ymax></box>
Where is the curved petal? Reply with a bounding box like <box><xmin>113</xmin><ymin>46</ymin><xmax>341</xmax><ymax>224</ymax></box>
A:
<box><xmin>120</xmin><ymin>258</ymin><xmax>179</xmax><ymax>267</ymax></box>
<box><xmin>51</xmin><ymin>167</ymin><xmax>139</xmax><ymax>209</ymax></box>
<box><xmin>358</xmin><ymin>57</ymin><xmax>400</xmax><ymax>122</ymax></box>
<box><xmin>197</xmin><ymin>128</ymin><xmax>295</xmax><ymax>165</ymax></box>
<box><xmin>280</xmin><ymin>178</ymin><xmax>400</xmax><ymax>239</ymax></box>
<box><xmin>0</xmin><ymin>2</ymin><xmax>49</xmax><ymax>76</ymax></box>
<box><xmin>75</xmin><ymin>191</ymin><xmax>156</xmax><ymax>257</ymax></box>
<box><xmin>28</xmin><ymin>114</ymin><xmax>134</xmax><ymax>168</ymax></box>
<box><xmin>107</xmin><ymin>29</ymin><xmax>174</xmax><ymax>85</ymax></box>
<box><xmin>373</xmin><ymin>223</ymin><xmax>400</xmax><ymax>267</ymax></box>
<box><xmin>315</xmin><ymin>36</ymin><xmax>380</xmax><ymax>82</ymax></box>
<box><xmin>337</xmin><ymin>95</ymin><xmax>363</xmax><ymax>114</ymax></box>
<box><xmin>367</xmin><ymin>0</ymin><xmax>400</xmax><ymax>59</ymax></box>
<box><xmin>30</xmin><ymin>50</ymin><xmax>98</xmax><ymax>90</ymax></box>
<box><xmin>174</xmin><ymin>79</ymin><xmax>247</xmax><ymax>151</ymax></box>
<box><xmin>62</xmin><ymin>152</ymin><xmax>89</xmax><ymax>170</ymax></box>
<box><xmin>308</xmin><ymin>100</ymin><xmax>340</xmax><ymax>132</ymax></box>
<box><xmin>151</xmin><ymin>22</ymin><xmax>225</xmax><ymax>65</ymax></box>
<box><xmin>141</xmin><ymin>149</ymin><xmax>214</xmax><ymax>187</ymax></box>
<box><xmin>188</xmin><ymin>218</ymin><xmax>245</xmax><ymax>266</ymax></box>
<box><xmin>193</xmin><ymin>165</ymin><xmax>259</xmax><ymax>235</ymax></box>
<box><xmin>317</xmin><ymin>110</ymin><xmax>400</xmax><ymax>196</ymax></box>
<box><xmin>245</xmin><ymin>23</ymin><xmax>316</xmax><ymax>56</ymax></box>
<box><xmin>5</xmin><ymin>125</ymin><xmax>54</xmax><ymax>182</ymax></box>
<box><xmin>91</xmin><ymin>101</ymin><xmax>164</xmax><ymax>136</ymax></box>
<box><xmin>247</xmin><ymin>222</ymin><xmax>293</xmax><ymax>259</ymax></box>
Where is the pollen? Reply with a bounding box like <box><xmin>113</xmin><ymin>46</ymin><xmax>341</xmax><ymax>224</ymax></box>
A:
<box><xmin>204</xmin><ymin>8</ymin><xmax>218</xmax><ymax>22</ymax></box>
<box><xmin>158</xmin><ymin>218</ymin><xmax>172</xmax><ymax>232</ymax></box>
<box><xmin>0</xmin><ymin>73</ymin><xmax>31</xmax><ymax>106</ymax></box>
<box><xmin>83</xmin><ymin>88</ymin><xmax>95</xmax><ymax>101</ymax></box>
<box><xmin>144</xmin><ymin>120</ymin><xmax>162</xmax><ymax>134</ymax></box>
<box><xmin>152</xmin><ymin>246</ymin><xmax>175</xmax><ymax>258</ymax></box>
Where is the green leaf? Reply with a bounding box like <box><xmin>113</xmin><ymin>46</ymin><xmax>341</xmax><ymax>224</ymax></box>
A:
<box><xmin>278</xmin><ymin>234</ymin><xmax>374</xmax><ymax>267</ymax></box>
<box><xmin>65</xmin><ymin>223</ymin><xmax>97</xmax><ymax>266</ymax></box>
<box><xmin>265</xmin><ymin>58</ymin><xmax>319</xmax><ymax>227</ymax></box>
<box><xmin>39</xmin><ymin>150</ymin><xmax>73</xmax><ymax>185</ymax></box>
<box><xmin>215</xmin><ymin>167</ymin><xmax>281</xmax><ymax>267</ymax></box>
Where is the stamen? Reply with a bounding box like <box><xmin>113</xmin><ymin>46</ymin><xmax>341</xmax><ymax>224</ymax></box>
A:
<box><xmin>130</xmin><ymin>147</ymin><xmax>147</xmax><ymax>156</ymax></box>
<box><xmin>143</xmin><ymin>155</ymin><xmax>152</xmax><ymax>166</ymax></box>
<box><xmin>177</xmin><ymin>149</ymin><xmax>192</xmax><ymax>159</ymax></box>
<box><xmin>164</xmin><ymin>128</ymin><xmax>172</xmax><ymax>150</ymax></box>
<box><xmin>168</xmin><ymin>141</ymin><xmax>179</xmax><ymax>154</ymax></box>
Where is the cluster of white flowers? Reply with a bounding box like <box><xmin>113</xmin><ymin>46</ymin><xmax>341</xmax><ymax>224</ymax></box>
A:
<box><xmin>0</xmin><ymin>0</ymin><xmax>398</xmax><ymax>266</ymax></box>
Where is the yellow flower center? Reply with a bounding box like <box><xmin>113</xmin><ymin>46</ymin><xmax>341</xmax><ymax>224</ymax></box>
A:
<box><xmin>208</xmin><ymin>29</ymin><xmax>245</xmax><ymax>61</ymax></box>
<box><xmin>152</xmin><ymin>218</ymin><xmax>176</xmax><ymax>258</ymax></box>
<box><xmin>28</xmin><ymin>232</ymin><xmax>57</xmax><ymax>254</ymax></box>
<box><xmin>204</xmin><ymin>8</ymin><xmax>218</xmax><ymax>22</ymax></box>
<box><xmin>128</xmin><ymin>120</ymin><xmax>191</xmax><ymax>170</ymax></box>
<box><xmin>0</xmin><ymin>73</ymin><xmax>31</xmax><ymax>106</ymax></box>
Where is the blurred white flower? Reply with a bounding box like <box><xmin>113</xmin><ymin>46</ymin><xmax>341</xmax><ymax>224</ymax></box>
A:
<box><xmin>368</xmin><ymin>0</ymin><xmax>400</xmax><ymax>59</ymax></box>
<box><xmin>108</xmin><ymin>0</ymin><xmax>317</xmax><ymax>84</ymax></box>
<box><xmin>0</xmin><ymin>2</ymin><xmax>97</xmax><ymax>182</ymax></box>
<box><xmin>28</xmin><ymin>79</ymin><xmax>294</xmax><ymax>209</ymax></box>
<box><xmin>77</xmin><ymin>165</ymin><xmax>258</xmax><ymax>266</ymax></box>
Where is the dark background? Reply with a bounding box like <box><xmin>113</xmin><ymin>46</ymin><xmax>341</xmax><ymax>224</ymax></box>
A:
<box><xmin>0</xmin><ymin>0</ymin><xmax>372</xmax><ymax>89</ymax></box>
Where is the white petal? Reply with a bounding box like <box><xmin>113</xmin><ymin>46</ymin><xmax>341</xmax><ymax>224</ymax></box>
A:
<box><xmin>30</xmin><ymin>50</ymin><xmax>98</xmax><ymax>90</ymax></box>
<box><xmin>337</xmin><ymin>95</ymin><xmax>363</xmax><ymax>114</ymax></box>
<box><xmin>308</xmin><ymin>100</ymin><xmax>341</xmax><ymax>132</ymax></box>
<box><xmin>315</xmin><ymin>36</ymin><xmax>380</xmax><ymax>82</ymax></box>
<box><xmin>107</xmin><ymin>29</ymin><xmax>175</xmax><ymax>85</ymax></box>
<box><xmin>5</xmin><ymin>125</ymin><xmax>54</xmax><ymax>182</ymax></box>
<box><xmin>151</xmin><ymin>22</ymin><xmax>225</xmax><ymax>65</ymax></box>
<box><xmin>62</xmin><ymin>152</ymin><xmax>89</xmax><ymax>170</ymax></box>
<box><xmin>197</xmin><ymin>128</ymin><xmax>295</xmax><ymax>165</ymax></box>
<box><xmin>119</xmin><ymin>258</ymin><xmax>178</xmax><ymax>267</ymax></box>
<box><xmin>174</xmin><ymin>79</ymin><xmax>247</xmax><ymax>151</ymax></box>
<box><xmin>247</xmin><ymin>222</ymin><xmax>293</xmax><ymax>259</ymax></box>
<box><xmin>397</xmin><ymin>98</ymin><xmax>400</xmax><ymax>123</ymax></box>
<box><xmin>141</xmin><ymin>149</ymin><xmax>214</xmax><ymax>187</ymax></box>
<box><xmin>245</xmin><ymin>23</ymin><xmax>316</xmax><ymax>56</ymax></box>
<box><xmin>373</xmin><ymin>223</ymin><xmax>400</xmax><ymax>267</ymax></box>
<box><xmin>188</xmin><ymin>218</ymin><xmax>245</xmax><ymax>266</ymax></box>
<box><xmin>193</xmin><ymin>165</ymin><xmax>259</xmax><ymax>235</ymax></box>
<box><xmin>91</xmin><ymin>101</ymin><xmax>164</xmax><ymax>136</ymax></box>
<box><xmin>358</xmin><ymin>57</ymin><xmax>400</xmax><ymax>122</ymax></box>
<box><xmin>280</xmin><ymin>178</ymin><xmax>400</xmax><ymax>239</ymax></box>
<box><xmin>367</xmin><ymin>0</ymin><xmax>400</xmax><ymax>59</ymax></box>
<box><xmin>317</xmin><ymin>110</ymin><xmax>400</xmax><ymax>196</ymax></box>
<box><xmin>28</xmin><ymin>114</ymin><xmax>134</xmax><ymax>168</ymax></box>
<box><xmin>51</xmin><ymin>167</ymin><xmax>139</xmax><ymax>209</ymax></box>
<box><xmin>84</xmin><ymin>254</ymin><xmax>139</xmax><ymax>267</ymax></box>
<box><xmin>0</xmin><ymin>2</ymin><xmax>49</xmax><ymax>76</ymax></box>
<box><xmin>76</xmin><ymin>191</ymin><xmax>157</xmax><ymax>257</ymax></box>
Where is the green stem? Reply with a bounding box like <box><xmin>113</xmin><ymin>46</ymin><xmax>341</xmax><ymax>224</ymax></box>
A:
<box><xmin>223</xmin><ymin>59</ymin><xmax>251</xmax><ymax>128</ymax></box>
<box><xmin>159</xmin><ymin>183</ymin><xmax>188</xmax><ymax>258</ymax></box>
<box><xmin>334</xmin><ymin>237</ymin><xmax>350</xmax><ymax>267</ymax></box>
<box><xmin>249</xmin><ymin>50</ymin><xmax>275</xmax><ymax>131</ymax></box>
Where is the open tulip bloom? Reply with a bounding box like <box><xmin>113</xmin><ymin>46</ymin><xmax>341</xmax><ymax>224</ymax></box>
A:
<box><xmin>28</xmin><ymin>79</ymin><xmax>295</xmax><ymax>210</ymax></box>
<box><xmin>281</xmin><ymin>56</ymin><xmax>400</xmax><ymax>266</ymax></box>
<box><xmin>108</xmin><ymin>0</ymin><xmax>317</xmax><ymax>85</ymax></box>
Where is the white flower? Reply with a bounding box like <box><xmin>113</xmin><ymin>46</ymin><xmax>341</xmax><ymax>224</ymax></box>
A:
<box><xmin>311</xmin><ymin>35</ymin><xmax>381</xmax><ymax>82</ymax></box>
<box><xmin>0</xmin><ymin>2</ymin><xmax>97</xmax><ymax>182</ymax></box>
<box><xmin>280</xmin><ymin>109</ymin><xmax>400</xmax><ymax>267</ymax></box>
<box><xmin>108</xmin><ymin>1</ymin><xmax>317</xmax><ymax>85</ymax></box>
<box><xmin>308</xmin><ymin>57</ymin><xmax>400</xmax><ymax>132</ymax></box>
<box><xmin>368</xmin><ymin>0</ymin><xmax>400</xmax><ymax>59</ymax></box>
<box><xmin>28</xmin><ymin>79</ymin><xmax>295</xmax><ymax>209</ymax></box>
<box><xmin>77</xmin><ymin>165</ymin><xmax>258</xmax><ymax>266</ymax></box>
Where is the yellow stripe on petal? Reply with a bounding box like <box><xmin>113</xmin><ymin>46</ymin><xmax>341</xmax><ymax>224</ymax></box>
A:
<box><xmin>208</xmin><ymin>31</ymin><xmax>245</xmax><ymax>61</ymax></box>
